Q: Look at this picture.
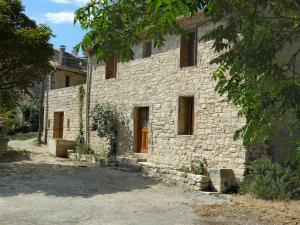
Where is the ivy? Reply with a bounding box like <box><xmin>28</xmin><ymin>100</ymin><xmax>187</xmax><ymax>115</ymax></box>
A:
<box><xmin>75</xmin><ymin>85</ymin><xmax>87</xmax><ymax>153</ymax></box>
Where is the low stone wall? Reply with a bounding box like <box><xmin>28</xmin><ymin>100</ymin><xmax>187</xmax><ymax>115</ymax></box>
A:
<box><xmin>67</xmin><ymin>150</ymin><xmax>108</xmax><ymax>167</ymax></box>
<box><xmin>139</xmin><ymin>162</ymin><xmax>210</xmax><ymax>191</ymax></box>
<box><xmin>0</xmin><ymin>119</ymin><xmax>8</xmax><ymax>157</ymax></box>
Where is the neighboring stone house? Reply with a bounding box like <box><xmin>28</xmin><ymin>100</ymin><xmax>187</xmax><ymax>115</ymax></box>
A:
<box><xmin>43</xmin><ymin>46</ymin><xmax>87</xmax><ymax>142</ymax></box>
<box><xmin>44</xmin><ymin>13</ymin><xmax>300</xmax><ymax>179</ymax></box>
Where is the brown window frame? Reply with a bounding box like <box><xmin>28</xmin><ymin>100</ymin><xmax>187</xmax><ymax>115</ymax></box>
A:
<box><xmin>142</xmin><ymin>41</ymin><xmax>152</xmax><ymax>58</ymax></box>
<box><xmin>178</xmin><ymin>96</ymin><xmax>194</xmax><ymax>135</ymax></box>
<box><xmin>180</xmin><ymin>29</ymin><xmax>197</xmax><ymax>68</ymax></box>
<box><xmin>105</xmin><ymin>55</ymin><xmax>117</xmax><ymax>79</ymax></box>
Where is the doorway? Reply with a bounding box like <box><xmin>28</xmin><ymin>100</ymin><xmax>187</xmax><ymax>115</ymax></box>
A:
<box><xmin>135</xmin><ymin>107</ymin><xmax>149</xmax><ymax>153</ymax></box>
<box><xmin>53</xmin><ymin>112</ymin><xmax>64</xmax><ymax>139</ymax></box>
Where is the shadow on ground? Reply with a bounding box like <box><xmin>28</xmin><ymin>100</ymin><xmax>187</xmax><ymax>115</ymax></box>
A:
<box><xmin>0</xmin><ymin>147</ymin><xmax>31</xmax><ymax>163</ymax></box>
<box><xmin>0</xmin><ymin>162</ymin><xmax>160</xmax><ymax>198</ymax></box>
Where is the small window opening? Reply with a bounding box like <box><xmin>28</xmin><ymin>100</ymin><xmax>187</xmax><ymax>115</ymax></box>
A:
<box><xmin>65</xmin><ymin>75</ymin><xmax>70</xmax><ymax>87</ymax></box>
<box><xmin>47</xmin><ymin>119</ymin><xmax>51</xmax><ymax>129</ymax></box>
<box><xmin>142</xmin><ymin>41</ymin><xmax>152</xmax><ymax>58</ymax></box>
<box><xmin>67</xmin><ymin>119</ymin><xmax>70</xmax><ymax>130</ymax></box>
<box><xmin>105</xmin><ymin>56</ymin><xmax>117</xmax><ymax>79</ymax></box>
<box><xmin>178</xmin><ymin>96</ymin><xmax>194</xmax><ymax>135</ymax></box>
<box><xmin>180</xmin><ymin>29</ymin><xmax>197</xmax><ymax>68</ymax></box>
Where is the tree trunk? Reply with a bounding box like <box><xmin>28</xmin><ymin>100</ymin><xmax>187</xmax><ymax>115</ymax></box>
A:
<box><xmin>38</xmin><ymin>75</ymin><xmax>46</xmax><ymax>145</ymax></box>
<box><xmin>85</xmin><ymin>56</ymin><xmax>93</xmax><ymax>146</ymax></box>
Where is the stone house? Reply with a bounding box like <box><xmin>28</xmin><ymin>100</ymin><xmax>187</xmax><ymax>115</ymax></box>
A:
<box><xmin>44</xmin><ymin>13</ymin><xmax>300</xmax><ymax>179</ymax></box>
<box><xmin>43</xmin><ymin>46</ymin><xmax>87</xmax><ymax>142</ymax></box>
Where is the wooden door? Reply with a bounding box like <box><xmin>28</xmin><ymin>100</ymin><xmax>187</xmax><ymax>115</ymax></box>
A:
<box><xmin>137</xmin><ymin>107</ymin><xmax>149</xmax><ymax>153</ymax></box>
<box><xmin>53</xmin><ymin>112</ymin><xmax>64</xmax><ymax>139</ymax></box>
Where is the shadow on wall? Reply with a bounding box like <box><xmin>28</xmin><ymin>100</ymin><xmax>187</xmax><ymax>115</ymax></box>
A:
<box><xmin>116</xmin><ymin>114</ymin><xmax>133</xmax><ymax>155</ymax></box>
<box><xmin>0</xmin><ymin>162</ymin><xmax>160</xmax><ymax>198</ymax></box>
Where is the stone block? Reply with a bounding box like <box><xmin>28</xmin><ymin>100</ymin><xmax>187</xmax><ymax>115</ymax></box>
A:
<box><xmin>48</xmin><ymin>139</ymin><xmax>75</xmax><ymax>157</ymax></box>
<box><xmin>210</xmin><ymin>169</ymin><xmax>238</xmax><ymax>193</ymax></box>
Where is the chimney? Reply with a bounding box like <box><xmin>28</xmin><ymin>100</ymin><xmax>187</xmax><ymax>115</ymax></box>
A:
<box><xmin>59</xmin><ymin>45</ymin><xmax>66</xmax><ymax>65</ymax></box>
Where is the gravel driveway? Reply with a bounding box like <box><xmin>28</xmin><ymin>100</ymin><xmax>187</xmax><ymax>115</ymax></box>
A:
<box><xmin>0</xmin><ymin>138</ymin><xmax>231</xmax><ymax>225</ymax></box>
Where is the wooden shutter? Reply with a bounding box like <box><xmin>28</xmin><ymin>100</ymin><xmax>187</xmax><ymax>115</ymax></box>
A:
<box><xmin>105</xmin><ymin>56</ymin><xmax>117</xmax><ymax>79</ymax></box>
<box><xmin>180</xmin><ymin>29</ymin><xmax>197</xmax><ymax>68</ymax></box>
<box><xmin>188</xmin><ymin>31</ymin><xmax>197</xmax><ymax>66</ymax></box>
<box><xmin>180</xmin><ymin>36</ymin><xmax>189</xmax><ymax>68</ymax></box>
<box><xmin>178</xmin><ymin>97</ymin><xmax>194</xmax><ymax>135</ymax></box>
<box><xmin>178</xmin><ymin>97</ymin><xmax>186</xmax><ymax>134</ymax></box>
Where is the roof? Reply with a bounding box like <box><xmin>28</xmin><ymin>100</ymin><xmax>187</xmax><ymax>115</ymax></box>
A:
<box><xmin>52</xmin><ymin>48</ymin><xmax>87</xmax><ymax>72</ymax></box>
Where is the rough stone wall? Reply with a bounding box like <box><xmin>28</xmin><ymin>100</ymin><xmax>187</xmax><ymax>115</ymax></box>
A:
<box><xmin>0</xmin><ymin>118</ymin><xmax>8</xmax><ymax>157</ymax></box>
<box><xmin>45</xmin><ymin>85</ymin><xmax>86</xmax><ymax>142</ymax></box>
<box><xmin>88</xmin><ymin>22</ymin><xmax>247</xmax><ymax>178</ymax></box>
<box><xmin>51</xmin><ymin>69</ymin><xmax>86</xmax><ymax>90</ymax></box>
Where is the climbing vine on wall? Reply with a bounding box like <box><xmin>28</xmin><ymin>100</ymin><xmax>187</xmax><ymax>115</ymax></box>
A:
<box><xmin>75</xmin><ymin>85</ymin><xmax>87</xmax><ymax>154</ymax></box>
<box><xmin>78</xmin><ymin>85</ymin><xmax>85</xmax><ymax>135</ymax></box>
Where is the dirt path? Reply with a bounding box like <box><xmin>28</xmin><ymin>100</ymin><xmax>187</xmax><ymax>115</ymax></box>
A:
<box><xmin>0</xmin><ymin>138</ymin><xmax>231</xmax><ymax>225</ymax></box>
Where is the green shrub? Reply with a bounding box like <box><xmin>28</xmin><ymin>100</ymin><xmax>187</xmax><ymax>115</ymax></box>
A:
<box><xmin>177</xmin><ymin>159</ymin><xmax>209</xmax><ymax>175</ymax></box>
<box><xmin>75</xmin><ymin>133</ymin><xmax>94</xmax><ymax>155</ymax></box>
<box><xmin>91</xmin><ymin>104</ymin><xmax>119</xmax><ymax>156</ymax></box>
<box><xmin>240</xmin><ymin>156</ymin><xmax>299</xmax><ymax>200</ymax></box>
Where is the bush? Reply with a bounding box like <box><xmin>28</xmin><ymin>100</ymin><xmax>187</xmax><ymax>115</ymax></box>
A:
<box><xmin>20</xmin><ymin>103</ymin><xmax>39</xmax><ymax>132</ymax></box>
<box><xmin>75</xmin><ymin>133</ymin><xmax>94</xmax><ymax>155</ymax></box>
<box><xmin>91</xmin><ymin>104</ymin><xmax>119</xmax><ymax>157</ymax></box>
<box><xmin>240</xmin><ymin>156</ymin><xmax>299</xmax><ymax>200</ymax></box>
<box><xmin>177</xmin><ymin>159</ymin><xmax>209</xmax><ymax>175</ymax></box>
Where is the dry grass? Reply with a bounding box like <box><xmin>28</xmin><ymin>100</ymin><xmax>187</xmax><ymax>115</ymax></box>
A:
<box><xmin>194</xmin><ymin>194</ymin><xmax>300</xmax><ymax>225</ymax></box>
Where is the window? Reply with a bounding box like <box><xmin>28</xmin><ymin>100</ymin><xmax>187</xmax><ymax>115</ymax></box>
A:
<box><xmin>67</xmin><ymin>119</ymin><xmax>70</xmax><ymax>130</ymax></box>
<box><xmin>65</xmin><ymin>75</ymin><xmax>70</xmax><ymax>87</ymax></box>
<box><xmin>105</xmin><ymin>56</ymin><xmax>117</xmax><ymax>79</ymax></box>
<box><xmin>142</xmin><ymin>41</ymin><xmax>152</xmax><ymax>58</ymax></box>
<box><xmin>178</xmin><ymin>96</ymin><xmax>194</xmax><ymax>135</ymax></box>
<box><xmin>47</xmin><ymin>119</ymin><xmax>51</xmax><ymax>129</ymax></box>
<box><xmin>180</xmin><ymin>29</ymin><xmax>197</xmax><ymax>68</ymax></box>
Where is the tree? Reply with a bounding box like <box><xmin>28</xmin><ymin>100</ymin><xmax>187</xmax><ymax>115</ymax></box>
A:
<box><xmin>75</xmin><ymin>0</ymin><xmax>300</xmax><ymax>146</ymax></box>
<box><xmin>0</xmin><ymin>0</ymin><xmax>53</xmax><ymax>105</ymax></box>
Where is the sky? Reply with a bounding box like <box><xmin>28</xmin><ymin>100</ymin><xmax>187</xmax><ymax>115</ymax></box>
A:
<box><xmin>23</xmin><ymin>0</ymin><xmax>89</xmax><ymax>55</ymax></box>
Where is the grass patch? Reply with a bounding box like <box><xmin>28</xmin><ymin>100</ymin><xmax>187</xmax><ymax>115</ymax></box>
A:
<box><xmin>0</xmin><ymin>147</ymin><xmax>31</xmax><ymax>162</ymax></box>
<box><xmin>194</xmin><ymin>195</ymin><xmax>300</xmax><ymax>225</ymax></box>
<box><xmin>9</xmin><ymin>132</ymin><xmax>38</xmax><ymax>141</ymax></box>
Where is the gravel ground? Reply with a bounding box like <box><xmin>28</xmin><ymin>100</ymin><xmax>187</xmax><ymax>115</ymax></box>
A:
<box><xmin>0</xmin><ymin>138</ymin><xmax>231</xmax><ymax>225</ymax></box>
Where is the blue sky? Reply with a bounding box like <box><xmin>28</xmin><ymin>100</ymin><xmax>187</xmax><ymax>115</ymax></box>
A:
<box><xmin>23</xmin><ymin>0</ymin><xmax>89</xmax><ymax>55</ymax></box>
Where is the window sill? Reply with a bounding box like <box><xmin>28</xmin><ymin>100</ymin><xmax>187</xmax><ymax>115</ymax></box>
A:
<box><xmin>176</xmin><ymin>134</ymin><xmax>194</xmax><ymax>138</ymax></box>
<box><xmin>180</xmin><ymin>65</ymin><xmax>197</xmax><ymax>70</ymax></box>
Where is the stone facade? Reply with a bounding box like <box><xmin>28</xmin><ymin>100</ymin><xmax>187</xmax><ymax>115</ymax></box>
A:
<box><xmin>50</xmin><ymin>68</ymin><xmax>86</xmax><ymax>90</ymax></box>
<box><xmin>45</xmin><ymin>85</ymin><xmax>86</xmax><ymax>142</ymax></box>
<box><xmin>44</xmin><ymin>15</ymin><xmax>300</xmax><ymax>180</ymax></box>
<box><xmin>45</xmin><ymin>21</ymin><xmax>248</xmax><ymax>179</ymax></box>
<box><xmin>87</xmin><ymin>22</ymin><xmax>247</xmax><ymax>178</ymax></box>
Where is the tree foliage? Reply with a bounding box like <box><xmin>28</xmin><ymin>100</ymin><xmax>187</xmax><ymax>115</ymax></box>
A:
<box><xmin>0</xmin><ymin>0</ymin><xmax>53</xmax><ymax>105</ymax></box>
<box><xmin>75</xmin><ymin>0</ymin><xmax>300</xmax><ymax>146</ymax></box>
